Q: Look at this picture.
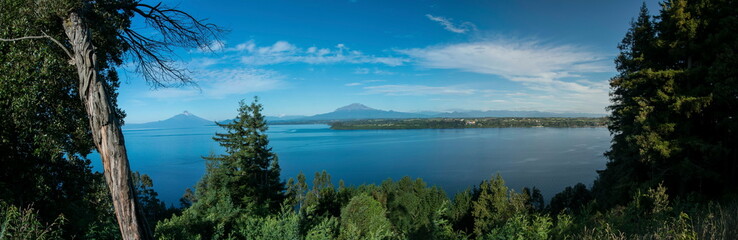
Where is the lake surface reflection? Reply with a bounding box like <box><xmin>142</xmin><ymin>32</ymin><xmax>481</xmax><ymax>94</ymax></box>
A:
<box><xmin>90</xmin><ymin>124</ymin><xmax>611</xmax><ymax>204</ymax></box>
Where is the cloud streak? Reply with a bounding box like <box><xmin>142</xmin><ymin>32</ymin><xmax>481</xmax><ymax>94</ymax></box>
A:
<box><xmin>425</xmin><ymin>14</ymin><xmax>477</xmax><ymax>34</ymax></box>
<box><xmin>398</xmin><ymin>39</ymin><xmax>609</xmax><ymax>77</ymax></box>
<box><xmin>397</xmin><ymin>38</ymin><xmax>612</xmax><ymax>112</ymax></box>
<box><xmin>363</xmin><ymin>84</ymin><xmax>476</xmax><ymax>96</ymax></box>
<box><xmin>145</xmin><ymin>68</ymin><xmax>284</xmax><ymax>100</ymax></box>
<box><xmin>234</xmin><ymin>41</ymin><xmax>407</xmax><ymax>66</ymax></box>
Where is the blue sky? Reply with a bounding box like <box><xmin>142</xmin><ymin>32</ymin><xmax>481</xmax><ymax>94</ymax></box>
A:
<box><xmin>119</xmin><ymin>0</ymin><xmax>661</xmax><ymax>123</ymax></box>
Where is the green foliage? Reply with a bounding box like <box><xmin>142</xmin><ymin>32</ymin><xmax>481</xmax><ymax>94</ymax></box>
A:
<box><xmin>689</xmin><ymin>200</ymin><xmax>738</xmax><ymax>239</ymax></box>
<box><xmin>338</xmin><ymin>193</ymin><xmax>395</xmax><ymax>240</ymax></box>
<box><xmin>549</xmin><ymin>183</ymin><xmax>593</xmax><ymax>215</ymax></box>
<box><xmin>0</xmin><ymin>0</ymin><xmax>133</xmax><ymax>238</ymax></box>
<box><xmin>551</xmin><ymin>213</ymin><xmax>575</xmax><ymax>240</ymax></box>
<box><xmin>523</xmin><ymin>187</ymin><xmax>545</xmax><ymax>212</ymax></box>
<box><xmin>132</xmin><ymin>172</ymin><xmax>179</xmax><ymax>231</ymax></box>
<box><xmin>484</xmin><ymin>214</ymin><xmax>552</xmax><ymax>240</ymax></box>
<box><xmin>430</xmin><ymin>201</ymin><xmax>468</xmax><ymax>240</ymax></box>
<box><xmin>471</xmin><ymin>174</ymin><xmax>527</xmax><ymax>237</ymax></box>
<box><xmin>155</xmin><ymin>191</ymin><xmax>240</xmax><ymax>240</ymax></box>
<box><xmin>0</xmin><ymin>201</ymin><xmax>65</xmax><ymax>240</ymax></box>
<box><xmin>448</xmin><ymin>188</ymin><xmax>475</xmax><ymax>235</ymax></box>
<box><xmin>599</xmin><ymin>0</ymin><xmax>738</xmax><ymax>208</ymax></box>
<box><xmin>380</xmin><ymin>177</ymin><xmax>447</xmax><ymax>239</ymax></box>
<box><xmin>236</xmin><ymin>206</ymin><xmax>300</xmax><ymax>240</ymax></box>
<box><xmin>156</xmin><ymin>168</ymin><xmax>738</xmax><ymax>240</ymax></box>
<box><xmin>305</xmin><ymin>217</ymin><xmax>338</xmax><ymax>240</ymax></box>
<box><xmin>155</xmin><ymin>159</ymin><xmax>243</xmax><ymax>240</ymax></box>
<box><xmin>0</xmin><ymin>34</ymin><xmax>119</xmax><ymax>239</ymax></box>
<box><xmin>4</xmin><ymin>1</ymin><xmax>738</xmax><ymax>239</ymax></box>
<box><xmin>305</xmin><ymin>170</ymin><xmax>339</xmax><ymax>218</ymax></box>
<box><xmin>204</xmin><ymin>97</ymin><xmax>285</xmax><ymax>213</ymax></box>
<box><xmin>286</xmin><ymin>171</ymin><xmax>310</xmax><ymax>210</ymax></box>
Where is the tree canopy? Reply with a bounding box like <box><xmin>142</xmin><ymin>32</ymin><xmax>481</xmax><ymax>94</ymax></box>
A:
<box><xmin>206</xmin><ymin>97</ymin><xmax>285</xmax><ymax>213</ymax></box>
<box><xmin>595</xmin><ymin>0</ymin><xmax>738</xmax><ymax>207</ymax></box>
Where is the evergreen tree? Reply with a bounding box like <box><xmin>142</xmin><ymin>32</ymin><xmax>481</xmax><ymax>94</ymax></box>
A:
<box><xmin>338</xmin><ymin>194</ymin><xmax>395</xmax><ymax>240</ymax></box>
<box><xmin>471</xmin><ymin>174</ymin><xmax>527</xmax><ymax>237</ymax></box>
<box><xmin>549</xmin><ymin>183</ymin><xmax>593</xmax><ymax>215</ymax></box>
<box><xmin>286</xmin><ymin>171</ymin><xmax>309</xmax><ymax>210</ymax></box>
<box><xmin>597</xmin><ymin>0</ymin><xmax>738</xmax><ymax>207</ymax></box>
<box><xmin>522</xmin><ymin>187</ymin><xmax>545</xmax><ymax>212</ymax></box>
<box><xmin>205</xmin><ymin>97</ymin><xmax>285</xmax><ymax>213</ymax></box>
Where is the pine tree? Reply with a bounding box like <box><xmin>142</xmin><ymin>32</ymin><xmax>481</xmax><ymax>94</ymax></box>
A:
<box><xmin>594</xmin><ymin>3</ymin><xmax>661</xmax><ymax>207</ymax></box>
<box><xmin>286</xmin><ymin>171</ymin><xmax>309</xmax><ymax>209</ymax></box>
<box><xmin>471</xmin><ymin>174</ymin><xmax>526</xmax><ymax>237</ymax></box>
<box><xmin>597</xmin><ymin>0</ymin><xmax>738</xmax><ymax>207</ymax></box>
<box><xmin>205</xmin><ymin>97</ymin><xmax>285</xmax><ymax>213</ymax></box>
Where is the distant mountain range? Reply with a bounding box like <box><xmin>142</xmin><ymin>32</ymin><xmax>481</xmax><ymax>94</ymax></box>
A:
<box><xmin>124</xmin><ymin>111</ymin><xmax>214</xmax><ymax>129</ymax></box>
<box><xmin>299</xmin><ymin>103</ymin><xmax>423</xmax><ymax>120</ymax></box>
<box><xmin>275</xmin><ymin>103</ymin><xmax>605</xmax><ymax>122</ymax></box>
<box><xmin>431</xmin><ymin>110</ymin><xmax>604</xmax><ymax>118</ymax></box>
<box><xmin>125</xmin><ymin>104</ymin><xmax>605</xmax><ymax>128</ymax></box>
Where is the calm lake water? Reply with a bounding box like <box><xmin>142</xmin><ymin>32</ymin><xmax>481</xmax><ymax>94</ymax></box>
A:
<box><xmin>90</xmin><ymin>124</ymin><xmax>611</xmax><ymax>205</ymax></box>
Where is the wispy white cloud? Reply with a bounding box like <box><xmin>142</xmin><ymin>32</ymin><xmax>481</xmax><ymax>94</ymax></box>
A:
<box><xmin>231</xmin><ymin>41</ymin><xmax>407</xmax><ymax>66</ymax></box>
<box><xmin>145</xmin><ymin>68</ymin><xmax>284</xmax><ymax>100</ymax></box>
<box><xmin>425</xmin><ymin>14</ymin><xmax>477</xmax><ymax>34</ymax></box>
<box><xmin>234</xmin><ymin>41</ymin><xmax>256</xmax><ymax>52</ymax></box>
<box><xmin>353</xmin><ymin>68</ymin><xmax>371</xmax><ymax>74</ymax></box>
<box><xmin>397</xmin><ymin>38</ymin><xmax>612</xmax><ymax>112</ymax></box>
<box><xmin>196</xmin><ymin>40</ymin><xmax>226</xmax><ymax>52</ymax></box>
<box><xmin>187</xmin><ymin>57</ymin><xmax>220</xmax><ymax>68</ymax></box>
<box><xmin>353</xmin><ymin>67</ymin><xmax>396</xmax><ymax>75</ymax></box>
<box><xmin>363</xmin><ymin>84</ymin><xmax>476</xmax><ymax>96</ymax></box>
<box><xmin>398</xmin><ymin>39</ymin><xmax>609</xmax><ymax>77</ymax></box>
<box><xmin>344</xmin><ymin>79</ymin><xmax>386</xmax><ymax>87</ymax></box>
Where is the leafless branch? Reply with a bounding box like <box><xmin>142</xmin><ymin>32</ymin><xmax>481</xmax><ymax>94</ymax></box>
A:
<box><xmin>0</xmin><ymin>35</ymin><xmax>46</xmax><ymax>41</ymax></box>
<box><xmin>122</xmin><ymin>1</ymin><xmax>225</xmax><ymax>88</ymax></box>
<box><xmin>0</xmin><ymin>32</ymin><xmax>74</xmax><ymax>59</ymax></box>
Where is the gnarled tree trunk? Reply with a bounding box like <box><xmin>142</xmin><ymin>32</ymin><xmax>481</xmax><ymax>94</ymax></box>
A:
<box><xmin>63</xmin><ymin>12</ymin><xmax>152</xmax><ymax>240</ymax></box>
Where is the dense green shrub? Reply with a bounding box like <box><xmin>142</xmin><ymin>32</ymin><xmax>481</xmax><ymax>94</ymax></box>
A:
<box><xmin>338</xmin><ymin>194</ymin><xmax>395</xmax><ymax>240</ymax></box>
<box><xmin>0</xmin><ymin>202</ymin><xmax>64</xmax><ymax>240</ymax></box>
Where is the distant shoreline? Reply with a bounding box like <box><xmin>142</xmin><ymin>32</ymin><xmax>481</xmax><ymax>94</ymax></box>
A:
<box><xmin>323</xmin><ymin>117</ymin><xmax>609</xmax><ymax>130</ymax></box>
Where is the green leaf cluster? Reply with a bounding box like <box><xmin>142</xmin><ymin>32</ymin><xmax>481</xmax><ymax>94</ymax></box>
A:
<box><xmin>597</xmin><ymin>0</ymin><xmax>738</xmax><ymax>207</ymax></box>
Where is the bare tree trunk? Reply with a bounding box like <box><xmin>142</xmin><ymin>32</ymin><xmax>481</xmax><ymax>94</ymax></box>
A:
<box><xmin>63</xmin><ymin>12</ymin><xmax>153</xmax><ymax>240</ymax></box>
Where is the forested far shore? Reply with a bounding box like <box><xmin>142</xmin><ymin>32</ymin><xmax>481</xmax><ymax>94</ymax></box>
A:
<box><xmin>328</xmin><ymin>117</ymin><xmax>608</xmax><ymax>130</ymax></box>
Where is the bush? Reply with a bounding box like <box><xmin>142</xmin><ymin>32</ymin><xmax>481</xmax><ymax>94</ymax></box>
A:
<box><xmin>484</xmin><ymin>214</ymin><xmax>552</xmax><ymax>240</ymax></box>
<box><xmin>306</xmin><ymin>217</ymin><xmax>338</xmax><ymax>240</ymax></box>
<box><xmin>338</xmin><ymin>193</ymin><xmax>395</xmax><ymax>240</ymax></box>
<box><xmin>236</xmin><ymin>206</ymin><xmax>300</xmax><ymax>240</ymax></box>
<box><xmin>471</xmin><ymin>174</ymin><xmax>527</xmax><ymax>237</ymax></box>
<box><xmin>0</xmin><ymin>202</ymin><xmax>64</xmax><ymax>240</ymax></box>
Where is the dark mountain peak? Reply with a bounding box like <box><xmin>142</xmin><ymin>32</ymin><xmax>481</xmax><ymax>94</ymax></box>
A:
<box><xmin>125</xmin><ymin>111</ymin><xmax>213</xmax><ymax>129</ymax></box>
<box><xmin>336</xmin><ymin>103</ymin><xmax>375</xmax><ymax>112</ymax></box>
<box><xmin>169</xmin><ymin>111</ymin><xmax>204</xmax><ymax>120</ymax></box>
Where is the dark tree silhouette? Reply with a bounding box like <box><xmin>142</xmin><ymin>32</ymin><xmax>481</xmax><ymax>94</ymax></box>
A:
<box><xmin>1</xmin><ymin>1</ymin><xmax>222</xmax><ymax>239</ymax></box>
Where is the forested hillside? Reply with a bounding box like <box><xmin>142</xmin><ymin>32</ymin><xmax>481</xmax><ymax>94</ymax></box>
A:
<box><xmin>328</xmin><ymin>117</ymin><xmax>607</xmax><ymax>130</ymax></box>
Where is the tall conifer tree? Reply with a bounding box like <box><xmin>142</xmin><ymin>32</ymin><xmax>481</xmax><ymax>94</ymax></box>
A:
<box><xmin>206</xmin><ymin>97</ymin><xmax>285</xmax><ymax>213</ymax></box>
<box><xmin>597</xmin><ymin>0</ymin><xmax>738</xmax><ymax>207</ymax></box>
